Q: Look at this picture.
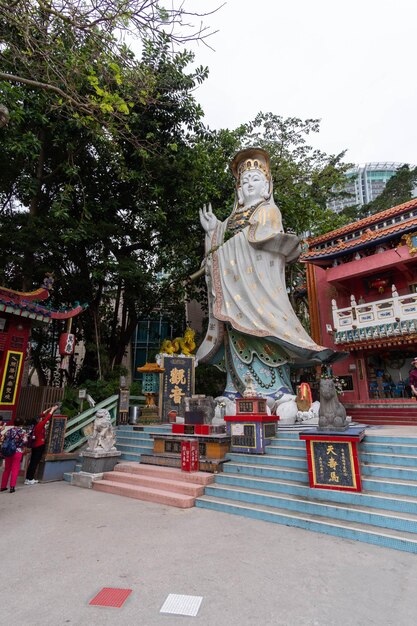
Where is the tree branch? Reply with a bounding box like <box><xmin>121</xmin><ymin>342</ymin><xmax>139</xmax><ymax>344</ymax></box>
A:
<box><xmin>0</xmin><ymin>72</ymin><xmax>93</xmax><ymax>115</ymax></box>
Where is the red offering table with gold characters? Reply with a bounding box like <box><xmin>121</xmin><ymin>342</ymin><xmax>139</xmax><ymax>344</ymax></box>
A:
<box><xmin>299</xmin><ymin>427</ymin><xmax>365</xmax><ymax>492</ymax></box>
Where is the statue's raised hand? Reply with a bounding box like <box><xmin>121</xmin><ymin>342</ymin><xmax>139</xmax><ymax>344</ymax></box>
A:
<box><xmin>199</xmin><ymin>203</ymin><xmax>217</xmax><ymax>234</ymax></box>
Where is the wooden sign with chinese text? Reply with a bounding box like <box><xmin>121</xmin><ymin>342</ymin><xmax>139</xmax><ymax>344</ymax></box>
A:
<box><xmin>46</xmin><ymin>415</ymin><xmax>67</xmax><ymax>455</ymax></box>
<box><xmin>159</xmin><ymin>356</ymin><xmax>195</xmax><ymax>421</ymax></box>
<box><xmin>0</xmin><ymin>350</ymin><xmax>23</xmax><ymax>405</ymax></box>
<box><xmin>299</xmin><ymin>430</ymin><xmax>364</xmax><ymax>492</ymax></box>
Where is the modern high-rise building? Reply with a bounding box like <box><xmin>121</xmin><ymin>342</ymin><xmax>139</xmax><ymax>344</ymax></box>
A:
<box><xmin>328</xmin><ymin>162</ymin><xmax>415</xmax><ymax>213</ymax></box>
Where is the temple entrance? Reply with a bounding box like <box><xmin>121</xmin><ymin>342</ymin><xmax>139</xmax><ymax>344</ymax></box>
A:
<box><xmin>365</xmin><ymin>351</ymin><xmax>413</xmax><ymax>399</ymax></box>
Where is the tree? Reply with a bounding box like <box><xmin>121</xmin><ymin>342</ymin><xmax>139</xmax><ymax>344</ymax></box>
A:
<box><xmin>0</xmin><ymin>30</ymin><xmax>217</xmax><ymax>382</ymax></box>
<box><xmin>360</xmin><ymin>165</ymin><xmax>417</xmax><ymax>217</ymax></box>
<box><xmin>0</xmin><ymin>0</ymin><xmax>219</xmax><ymax>143</ymax></box>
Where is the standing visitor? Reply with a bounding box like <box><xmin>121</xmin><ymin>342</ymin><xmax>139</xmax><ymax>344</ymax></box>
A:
<box><xmin>25</xmin><ymin>404</ymin><xmax>59</xmax><ymax>485</ymax></box>
<box><xmin>409</xmin><ymin>358</ymin><xmax>417</xmax><ymax>399</ymax></box>
<box><xmin>1</xmin><ymin>417</ymin><xmax>28</xmax><ymax>493</ymax></box>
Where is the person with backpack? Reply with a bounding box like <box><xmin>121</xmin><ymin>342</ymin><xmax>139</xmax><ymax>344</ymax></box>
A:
<box><xmin>1</xmin><ymin>417</ymin><xmax>28</xmax><ymax>493</ymax></box>
<box><xmin>25</xmin><ymin>405</ymin><xmax>59</xmax><ymax>485</ymax></box>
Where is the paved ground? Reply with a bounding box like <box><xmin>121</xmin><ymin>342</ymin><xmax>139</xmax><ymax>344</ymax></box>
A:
<box><xmin>1</xmin><ymin>474</ymin><xmax>417</xmax><ymax>626</ymax></box>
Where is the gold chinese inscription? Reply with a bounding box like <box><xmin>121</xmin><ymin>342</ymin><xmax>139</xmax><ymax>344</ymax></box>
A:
<box><xmin>311</xmin><ymin>440</ymin><xmax>357</xmax><ymax>490</ymax></box>
<box><xmin>169</xmin><ymin>385</ymin><xmax>185</xmax><ymax>404</ymax></box>
<box><xmin>169</xmin><ymin>368</ymin><xmax>186</xmax><ymax>385</ymax></box>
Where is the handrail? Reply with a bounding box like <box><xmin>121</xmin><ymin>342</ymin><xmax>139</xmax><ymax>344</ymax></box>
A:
<box><xmin>64</xmin><ymin>394</ymin><xmax>146</xmax><ymax>453</ymax></box>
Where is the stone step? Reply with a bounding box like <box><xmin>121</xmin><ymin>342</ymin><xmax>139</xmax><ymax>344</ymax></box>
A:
<box><xmin>195</xmin><ymin>496</ymin><xmax>417</xmax><ymax>554</ymax></box>
<box><xmin>363</xmin><ymin>476</ymin><xmax>417</xmax><ymax>498</ymax></box>
<box><xmin>269</xmin><ymin>438</ymin><xmax>304</xmax><ymax>447</ymax></box>
<box><xmin>202</xmin><ymin>484</ymin><xmax>417</xmax><ymax>533</ymax></box>
<box><xmin>115</xmin><ymin>462</ymin><xmax>215</xmax><ymax>485</ymax></box>
<box><xmin>93</xmin><ymin>480</ymin><xmax>196</xmax><ymax>508</ymax></box>
<box><xmin>224</xmin><ymin>462</ymin><xmax>308</xmax><ymax>483</ymax></box>
<box><xmin>215</xmin><ymin>473</ymin><xmax>417</xmax><ymax>515</ymax></box>
<box><xmin>365</xmin><ymin>434</ymin><xmax>417</xmax><ymax>444</ymax></box>
<box><xmin>361</xmin><ymin>462</ymin><xmax>417</xmax><ymax>481</ymax></box>
<box><xmin>117</xmin><ymin>425</ymin><xmax>171</xmax><ymax>435</ymax></box>
<box><xmin>119</xmin><ymin>452</ymin><xmax>142</xmax><ymax>462</ymax></box>
<box><xmin>275</xmin><ymin>436</ymin><xmax>417</xmax><ymax>456</ymax></box>
<box><xmin>116</xmin><ymin>432</ymin><xmax>152</xmax><ymax>441</ymax></box>
<box><xmin>102</xmin><ymin>470</ymin><xmax>206</xmax><ymax>497</ymax></box>
<box><xmin>226</xmin><ymin>452</ymin><xmax>308</xmax><ymax>470</ymax></box>
<box><xmin>115</xmin><ymin>442</ymin><xmax>153</xmax><ymax>454</ymax></box>
<box><xmin>265</xmin><ymin>444</ymin><xmax>306</xmax><ymax>457</ymax></box>
<box><xmin>360</xmin><ymin>451</ymin><xmax>417</xmax><ymax>467</ymax></box>
<box><xmin>358</xmin><ymin>420</ymin><xmax>417</xmax><ymax>426</ymax></box>
<box><xmin>360</xmin><ymin>442</ymin><xmax>417</xmax><ymax>455</ymax></box>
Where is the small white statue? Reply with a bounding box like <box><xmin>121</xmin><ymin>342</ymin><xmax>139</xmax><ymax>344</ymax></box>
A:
<box><xmin>213</xmin><ymin>396</ymin><xmax>236</xmax><ymax>424</ymax></box>
<box><xmin>243</xmin><ymin>372</ymin><xmax>257</xmax><ymax>398</ymax></box>
<box><xmin>87</xmin><ymin>409</ymin><xmax>116</xmax><ymax>452</ymax></box>
<box><xmin>273</xmin><ymin>393</ymin><xmax>298</xmax><ymax>425</ymax></box>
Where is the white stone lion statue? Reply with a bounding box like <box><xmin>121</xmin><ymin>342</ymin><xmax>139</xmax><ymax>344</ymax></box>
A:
<box><xmin>87</xmin><ymin>409</ymin><xmax>116</xmax><ymax>452</ymax></box>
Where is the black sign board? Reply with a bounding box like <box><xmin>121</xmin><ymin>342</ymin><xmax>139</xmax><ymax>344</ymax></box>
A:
<box><xmin>311</xmin><ymin>440</ymin><xmax>356</xmax><ymax>489</ymax></box>
<box><xmin>159</xmin><ymin>356</ymin><xmax>195</xmax><ymax>421</ymax></box>
<box><xmin>232</xmin><ymin>424</ymin><xmax>256</xmax><ymax>448</ymax></box>
<box><xmin>46</xmin><ymin>416</ymin><xmax>67</xmax><ymax>455</ymax></box>
<box><xmin>0</xmin><ymin>350</ymin><xmax>23</xmax><ymax>405</ymax></box>
<box><xmin>119</xmin><ymin>388</ymin><xmax>130</xmax><ymax>413</ymax></box>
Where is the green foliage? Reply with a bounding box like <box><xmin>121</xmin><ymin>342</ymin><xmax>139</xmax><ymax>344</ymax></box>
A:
<box><xmin>0</xmin><ymin>1</ymin><xmax>217</xmax><ymax>141</ymax></box>
<box><xmin>61</xmin><ymin>376</ymin><xmax>142</xmax><ymax>418</ymax></box>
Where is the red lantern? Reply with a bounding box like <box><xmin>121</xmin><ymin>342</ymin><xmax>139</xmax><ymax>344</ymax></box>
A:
<box><xmin>59</xmin><ymin>332</ymin><xmax>76</xmax><ymax>356</ymax></box>
<box><xmin>369</xmin><ymin>278</ymin><xmax>388</xmax><ymax>294</ymax></box>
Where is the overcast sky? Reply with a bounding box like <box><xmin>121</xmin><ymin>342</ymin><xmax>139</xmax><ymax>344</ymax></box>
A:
<box><xmin>184</xmin><ymin>0</ymin><xmax>416</xmax><ymax>166</ymax></box>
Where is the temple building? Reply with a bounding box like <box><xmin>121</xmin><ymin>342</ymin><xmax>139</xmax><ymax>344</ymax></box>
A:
<box><xmin>302</xmin><ymin>197</ymin><xmax>417</xmax><ymax>425</ymax></box>
<box><xmin>0</xmin><ymin>280</ymin><xmax>86</xmax><ymax>421</ymax></box>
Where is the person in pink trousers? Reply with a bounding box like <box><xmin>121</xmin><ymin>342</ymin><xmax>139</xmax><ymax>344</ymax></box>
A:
<box><xmin>1</xmin><ymin>417</ymin><xmax>28</xmax><ymax>493</ymax></box>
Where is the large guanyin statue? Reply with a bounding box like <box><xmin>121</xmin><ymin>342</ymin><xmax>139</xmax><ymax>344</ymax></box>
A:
<box><xmin>197</xmin><ymin>147</ymin><xmax>337</xmax><ymax>400</ymax></box>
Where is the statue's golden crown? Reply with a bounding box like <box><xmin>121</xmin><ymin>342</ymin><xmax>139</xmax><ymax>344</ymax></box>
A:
<box><xmin>231</xmin><ymin>147</ymin><xmax>271</xmax><ymax>181</ymax></box>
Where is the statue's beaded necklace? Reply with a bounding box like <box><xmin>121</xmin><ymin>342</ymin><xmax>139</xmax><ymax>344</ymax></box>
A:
<box><xmin>227</xmin><ymin>200</ymin><xmax>264</xmax><ymax>234</ymax></box>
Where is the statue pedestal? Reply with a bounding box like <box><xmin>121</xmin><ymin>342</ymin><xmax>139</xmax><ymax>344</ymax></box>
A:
<box><xmin>224</xmin><ymin>414</ymin><xmax>279</xmax><ymax>454</ymax></box>
<box><xmin>140</xmin><ymin>406</ymin><xmax>160</xmax><ymax>424</ymax></box>
<box><xmin>81</xmin><ymin>449</ymin><xmax>122</xmax><ymax>474</ymax></box>
<box><xmin>299</xmin><ymin>427</ymin><xmax>365</xmax><ymax>492</ymax></box>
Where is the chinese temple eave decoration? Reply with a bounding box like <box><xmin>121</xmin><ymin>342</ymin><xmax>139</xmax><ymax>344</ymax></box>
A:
<box><xmin>301</xmin><ymin>216</ymin><xmax>417</xmax><ymax>263</ymax></box>
<box><xmin>307</xmin><ymin>197</ymin><xmax>417</xmax><ymax>247</ymax></box>
<box><xmin>0</xmin><ymin>290</ymin><xmax>88</xmax><ymax>323</ymax></box>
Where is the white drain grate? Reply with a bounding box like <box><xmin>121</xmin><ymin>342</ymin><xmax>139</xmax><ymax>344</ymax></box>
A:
<box><xmin>160</xmin><ymin>594</ymin><xmax>203</xmax><ymax>617</ymax></box>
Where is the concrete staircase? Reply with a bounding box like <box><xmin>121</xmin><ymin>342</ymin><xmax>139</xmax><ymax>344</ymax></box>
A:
<box><xmin>345</xmin><ymin>404</ymin><xmax>417</xmax><ymax>426</ymax></box>
<box><xmin>115</xmin><ymin>424</ymin><xmax>171</xmax><ymax>462</ymax></box>
<box><xmin>93</xmin><ymin>462</ymin><xmax>214</xmax><ymax>508</ymax></box>
<box><xmin>196</xmin><ymin>430</ymin><xmax>417</xmax><ymax>553</ymax></box>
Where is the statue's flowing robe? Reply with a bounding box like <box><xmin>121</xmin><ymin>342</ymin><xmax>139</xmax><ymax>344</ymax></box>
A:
<box><xmin>197</xmin><ymin>201</ymin><xmax>338</xmax><ymax>397</ymax></box>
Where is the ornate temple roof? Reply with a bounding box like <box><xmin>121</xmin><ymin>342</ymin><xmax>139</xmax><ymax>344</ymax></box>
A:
<box><xmin>137</xmin><ymin>362</ymin><xmax>165</xmax><ymax>373</ymax></box>
<box><xmin>0</xmin><ymin>281</ymin><xmax>87</xmax><ymax>323</ymax></box>
<box><xmin>302</xmin><ymin>197</ymin><xmax>417</xmax><ymax>263</ymax></box>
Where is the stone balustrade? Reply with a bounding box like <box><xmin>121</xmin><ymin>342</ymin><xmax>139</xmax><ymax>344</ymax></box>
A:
<box><xmin>331</xmin><ymin>286</ymin><xmax>417</xmax><ymax>344</ymax></box>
